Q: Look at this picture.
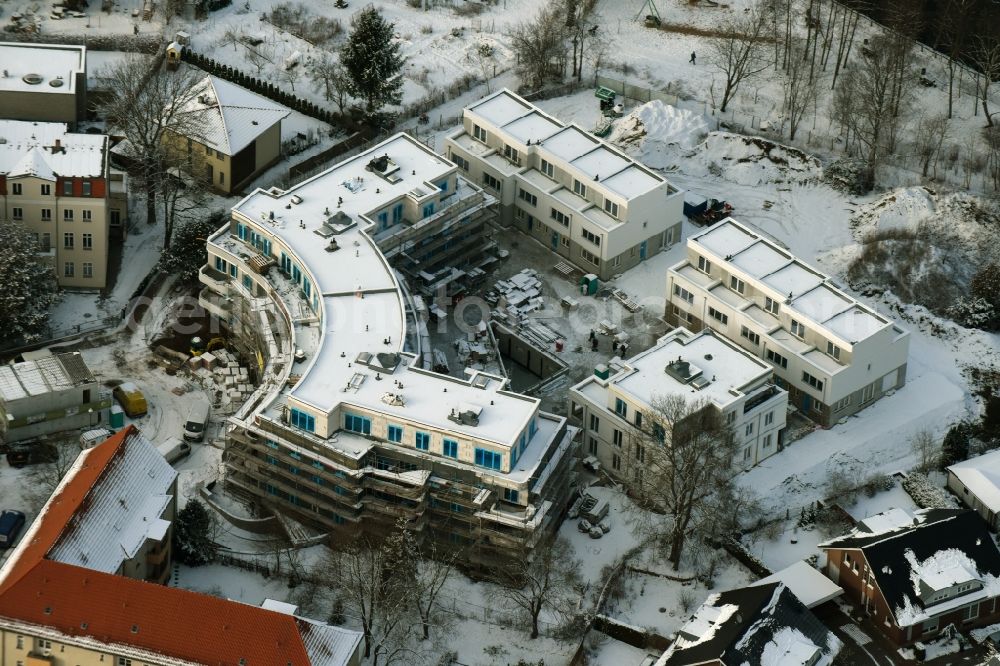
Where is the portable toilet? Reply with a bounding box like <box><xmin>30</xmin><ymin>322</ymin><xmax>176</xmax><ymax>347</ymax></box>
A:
<box><xmin>110</xmin><ymin>404</ymin><xmax>125</xmax><ymax>429</ymax></box>
<box><xmin>580</xmin><ymin>273</ymin><xmax>600</xmax><ymax>296</ymax></box>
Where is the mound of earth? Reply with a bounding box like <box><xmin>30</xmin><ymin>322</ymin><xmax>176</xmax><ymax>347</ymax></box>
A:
<box><xmin>609</xmin><ymin>100</ymin><xmax>709</xmax><ymax>154</ymax></box>
<box><xmin>682</xmin><ymin>132</ymin><xmax>823</xmax><ymax>186</ymax></box>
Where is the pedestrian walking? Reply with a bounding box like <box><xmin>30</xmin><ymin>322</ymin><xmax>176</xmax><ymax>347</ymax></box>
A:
<box><xmin>689</xmin><ymin>51</ymin><xmax>696</xmax><ymax>65</ymax></box>
<box><xmin>613</xmin><ymin>340</ymin><xmax>619</xmax><ymax>352</ymax></box>
<box><xmin>589</xmin><ymin>329</ymin><xmax>596</xmax><ymax>342</ymax></box>
<box><xmin>591</xmin><ymin>337</ymin><xmax>599</xmax><ymax>351</ymax></box>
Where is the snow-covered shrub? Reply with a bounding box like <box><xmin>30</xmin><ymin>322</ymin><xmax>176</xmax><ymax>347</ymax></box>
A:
<box><xmin>947</xmin><ymin>297</ymin><xmax>998</xmax><ymax>330</ymax></box>
<box><xmin>825</xmin><ymin>158</ymin><xmax>868</xmax><ymax>194</ymax></box>
<box><xmin>901</xmin><ymin>473</ymin><xmax>958</xmax><ymax>509</ymax></box>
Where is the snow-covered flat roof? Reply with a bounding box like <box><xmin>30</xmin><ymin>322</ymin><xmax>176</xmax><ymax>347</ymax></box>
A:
<box><xmin>753</xmin><ymin>560</ymin><xmax>843</xmax><ymax>609</ymax></box>
<box><xmin>730</xmin><ymin>241</ymin><xmax>792</xmax><ymax>278</ymax></box>
<box><xmin>0</xmin><ymin>42</ymin><xmax>84</xmax><ymax>94</ymax></box>
<box><xmin>0</xmin><ymin>120</ymin><xmax>107</xmax><ymax>179</ymax></box>
<box><xmin>613</xmin><ymin>328</ymin><xmax>772</xmax><ymax>411</ymax></box>
<box><xmin>600</xmin><ymin>165</ymin><xmax>662</xmax><ymax>199</ymax></box>
<box><xmin>467</xmin><ymin>90</ymin><xmax>533</xmax><ymax>127</ymax></box>
<box><xmin>761</xmin><ymin>261</ymin><xmax>824</xmax><ymax>299</ymax></box>
<box><xmin>949</xmin><ymin>449</ymin><xmax>1000</xmax><ymax>514</ymax></box>
<box><xmin>791</xmin><ymin>285</ymin><xmax>853</xmax><ymax>323</ymax></box>
<box><xmin>693</xmin><ymin>219</ymin><xmax>757</xmax><ymax>258</ymax></box>
<box><xmin>48</xmin><ymin>430</ymin><xmax>176</xmax><ymax>574</ymax></box>
<box><xmin>824</xmin><ymin>306</ymin><xmax>888</xmax><ymax>343</ymax></box>
<box><xmin>570</xmin><ymin>145</ymin><xmax>631</xmax><ymax>181</ymax></box>
<box><xmin>540</xmin><ymin>126</ymin><xmax>600</xmax><ymax>162</ymax></box>
<box><xmin>225</xmin><ymin>132</ymin><xmax>552</xmax><ymax>452</ymax></box>
<box><xmin>501</xmin><ymin>111</ymin><xmax>562</xmax><ymax>144</ymax></box>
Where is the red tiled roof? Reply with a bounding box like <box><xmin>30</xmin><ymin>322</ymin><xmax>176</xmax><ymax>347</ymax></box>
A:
<box><xmin>0</xmin><ymin>426</ymin><xmax>314</xmax><ymax>666</ymax></box>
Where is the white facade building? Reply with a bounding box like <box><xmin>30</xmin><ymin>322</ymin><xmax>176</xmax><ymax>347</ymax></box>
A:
<box><xmin>665</xmin><ymin>218</ymin><xmax>910</xmax><ymax>427</ymax></box>
<box><xmin>199</xmin><ymin>132</ymin><xmax>577</xmax><ymax>573</ymax></box>
<box><xmin>569</xmin><ymin>326</ymin><xmax>788</xmax><ymax>479</ymax></box>
<box><xmin>444</xmin><ymin>89</ymin><xmax>684</xmax><ymax>279</ymax></box>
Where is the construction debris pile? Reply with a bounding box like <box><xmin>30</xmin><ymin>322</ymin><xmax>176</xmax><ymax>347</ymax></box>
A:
<box><xmin>187</xmin><ymin>349</ymin><xmax>254</xmax><ymax>414</ymax></box>
<box><xmin>488</xmin><ymin>269</ymin><xmax>546</xmax><ymax>324</ymax></box>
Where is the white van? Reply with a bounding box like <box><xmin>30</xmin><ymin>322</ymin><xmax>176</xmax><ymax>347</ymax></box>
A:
<box><xmin>157</xmin><ymin>437</ymin><xmax>191</xmax><ymax>465</ymax></box>
<box><xmin>183</xmin><ymin>402</ymin><xmax>210</xmax><ymax>442</ymax></box>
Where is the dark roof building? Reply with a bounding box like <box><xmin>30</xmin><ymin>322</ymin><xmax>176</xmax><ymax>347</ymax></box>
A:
<box><xmin>656</xmin><ymin>582</ymin><xmax>841</xmax><ymax>666</ymax></box>
<box><xmin>820</xmin><ymin>508</ymin><xmax>1000</xmax><ymax>646</ymax></box>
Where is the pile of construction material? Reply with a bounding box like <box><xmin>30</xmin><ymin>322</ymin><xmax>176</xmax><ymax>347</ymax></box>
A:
<box><xmin>490</xmin><ymin>269</ymin><xmax>545</xmax><ymax>324</ymax></box>
<box><xmin>188</xmin><ymin>349</ymin><xmax>254</xmax><ymax>413</ymax></box>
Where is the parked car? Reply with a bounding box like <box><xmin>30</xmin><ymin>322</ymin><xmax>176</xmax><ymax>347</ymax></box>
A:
<box><xmin>113</xmin><ymin>382</ymin><xmax>148</xmax><ymax>418</ymax></box>
<box><xmin>5</xmin><ymin>443</ymin><xmax>58</xmax><ymax>468</ymax></box>
<box><xmin>156</xmin><ymin>437</ymin><xmax>191</xmax><ymax>465</ymax></box>
<box><xmin>0</xmin><ymin>510</ymin><xmax>26</xmax><ymax>549</ymax></box>
<box><xmin>183</xmin><ymin>402</ymin><xmax>210</xmax><ymax>443</ymax></box>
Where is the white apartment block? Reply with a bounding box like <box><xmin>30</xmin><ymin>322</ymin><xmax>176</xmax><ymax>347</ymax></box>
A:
<box><xmin>444</xmin><ymin>89</ymin><xmax>684</xmax><ymax>280</ymax></box>
<box><xmin>569</xmin><ymin>327</ymin><xmax>788</xmax><ymax>480</ymax></box>
<box><xmin>0</xmin><ymin>43</ymin><xmax>87</xmax><ymax>128</ymax></box>
<box><xmin>0</xmin><ymin>120</ymin><xmax>124</xmax><ymax>289</ymax></box>
<box><xmin>665</xmin><ymin>218</ymin><xmax>910</xmax><ymax>427</ymax></box>
<box><xmin>199</xmin><ymin>132</ymin><xmax>577</xmax><ymax>574</ymax></box>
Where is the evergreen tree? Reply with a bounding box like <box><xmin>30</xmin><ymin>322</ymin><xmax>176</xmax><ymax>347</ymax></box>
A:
<box><xmin>340</xmin><ymin>7</ymin><xmax>404</xmax><ymax>115</ymax></box>
<box><xmin>941</xmin><ymin>422</ymin><xmax>973</xmax><ymax>468</ymax></box>
<box><xmin>0</xmin><ymin>220</ymin><xmax>58</xmax><ymax>345</ymax></box>
<box><xmin>157</xmin><ymin>213</ymin><xmax>226</xmax><ymax>283</ymax></box>
<box><xmin>173</xmin><ymin>500</ymin><xmax>217</xmax><ymax>566</ymax></box>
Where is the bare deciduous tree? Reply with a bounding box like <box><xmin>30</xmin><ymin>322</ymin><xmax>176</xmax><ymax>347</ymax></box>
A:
<box><xmin>245</xmin><ymin>43</ymin><xmax>275</xmax><ymax>77</ymax></box>
<box><xmin>406</xmin><ymin>530</ymin><xmax>458</xmax><ymax>641</ymax></box>
<box><xmin>910</xmin><ymin>429</ymin><xmax>939</xmax><ymax>473</ymax></box>
<box><xmin>466</xmin><ymin>42</ymin><xmax>498</xmax><ymax>94</ymax></box>
<box><xmin>832</xmin><ymin>31</ymin><xmax>913</xmax><ymax>191</ymax></box>
<box><xmin>310</xmin><ymin>54</ymin><xmax>352</xmax><ymax>113</ymax></box>
<box><xmin>624</xmin><ymin>395</ymin><xmax>739</xmax><ymax>571</ymax></box>
<box><xmin>710</xmin><ymin>3</ymin><xmax>771</xmax><ymax>113</ymax></box>
<box><xmin>26</xmin><ymin>439</ymin><xmax>82</xmax><ymax>512</ymax></box>
<box><xmin>507</xmin><ymin>4</ymin><xmax>566</xmax><ymax>91</ymax></box>
<box><xmin>970</xmin><ymin>35</ymin><xmax>1000</xmax><ymax>127</ymax></box>
<box><xmin>323</xmin><ymin>531</ymin><xmax>412</xmax><ymax>665</ymax></box>
<box><xmin>498</xmin><ymin>536</ymin><xmax>580</xmax><ymax>639</ymax></box>
<box><xmin>914</xmin><ymin>115</ymin><xmax>950</xmax><ymax>179</ymax></box>
<box><xmin>99</xmin><ymin>56</ymin><xmax>206</xmax><ymax>227</ymax></box>
<box><xmin>782</xmin><ymin>37</ymin><xmax>820</xmax><ymax>141</ymax></box>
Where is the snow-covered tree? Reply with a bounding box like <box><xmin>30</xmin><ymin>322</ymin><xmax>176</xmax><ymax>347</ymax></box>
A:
<box><xmin>710</xmin><ymin>2</ymin><xmax>771</xmax><ymax>113</ymax></box>
<box><xmin>173</xmin><ymin>499</ymin><xmax>218</xmax><ymax>566</ymax></box>
<box><xmin>340</xmin><ymin>7</ymin><xmax>404</xmax><ymax>116</ymax></box>
<box><xmin>0</xmin><ymin>220</ymin><xmax>58</xmax><ymax>345</ymax></box>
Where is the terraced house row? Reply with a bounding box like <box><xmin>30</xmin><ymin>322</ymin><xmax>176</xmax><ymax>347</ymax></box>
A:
<box><xmin>198</xmin><ymin>132</ymin><xmax>578</xmax><ymax>575</ymax></box>
<box><xmin>665</xmin><ymin>218</ymin><xmax>910</xmax><ymax>427</ymax></box>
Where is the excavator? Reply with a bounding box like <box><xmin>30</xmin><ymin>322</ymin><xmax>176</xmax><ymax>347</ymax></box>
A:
<box><xmin>190</xmin><ymin>336</ymin><xmax>225</xmax><ymax>357</ymax></box>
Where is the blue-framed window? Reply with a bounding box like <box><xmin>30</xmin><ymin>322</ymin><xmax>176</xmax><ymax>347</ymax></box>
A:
<box><xmin>214</xmin><ymin>256</ymin><xmax>227</xmax><ymax>272</ymax></box>
<box><xmin>334</xmin><ymin>485</ymin><xmax>349</xmax><ymax>496</ymax></box>
<box><xmin>388</xmin><ymin>424</ymin><xmax>403</xmax><ymax>443</ymax></box>
<box><xmin>422</xmin><ymin>202</ymin><xmax>435</xmax><ymax>218</ymax></box>
<box><xmin>237</xmin><ymin>223</ymin><xmax>247</xmax><ymax>240</ymax></box>
<box><xmin>474</xmin><ymin>447</ymin><xmax>502</xmax><ymax>471</ymax></box>
<box><xmin>438</xmin><ymin>179</ymin><xmax>448</xmax><ymax>193</ymax></box>
<box><xmin>392</xmin><ymin>203</ymin><xmax>403</xmax><ymax>224</ymax></box>
<box><xmin>503</xmin><ymin>488</ymin><xmax>519</xmax><ymax>503</ymax></box>
<box><xmin>280</xmin><ymin>252</ymin><xmax>291</xmax><ymax>274</ymax></box>
<box><xmin>443</xmin><ymin>438</ymin><xmax>458</xmax><ymax>458</ymax></box>
<box><xmin>312</xmin><ymin>460</ymin><xmax>324</xmax><ymax>471</ymax></box>
<box><xmin>265</xmin><ymin>439</ymin><xmax>279</xmax><ymax>450</ymax></box>
<box><xmin>229</xmin><ymin>264</ymin><xmax>238</xmax><ymax>278</ymax></box>
<box><xmin>313</xmin><ymin>475</ymin><xmax>325</xmax><ymax>485</ymax></box>
<box><xmin>289</xmin><ymin>466</ymin><xmax>300</xmax><ymax>475</ymax></box>
<box><xmin>303</xmin><ymin>277</ymin><xmax>311</xmax><ymax>299</ymax></box>
<box><xmin>344</xmin><ymin>412</ymin><xmax>371</xmax><ymax>435</ymax></box>
<box><xmin>266</xmin><ymin>455</ymin><xmax>279</xmax><ymax>465</ymax></box>
<box><xmin>333</xmin><ymin>514</ymin><xmax>345</xmax><ymax>524</ymax></box>
<box><xmin>530</xmin><ymin>418</ymin><xmax>537</xmax><ymax>437</ymax></box>
<box><xmin>242</xmin><ymin>275</ymin><xmax>252</xmax><ymax>290</ymax></box>
<box><xmin>292</xmin><ymin>264</ymin><xmax>301</xmax><ymax>284</ymax></box>
<box><xmin>416</xmin><ymin>432</ymin><xmax>430</xmax><ymax>451</ymax></box>
<box><xmin>510</xmin><ymin>445</ymin><xmax>519</xmax><ymax>468</ymax></box>
<box><xmin>450</xmin><ymin>503</ymin><xmax>464</xmax><ymax>513</ymax></box>
<box><xmin>290</xmin><ymin>408</ymin><xmax>315</xmax><ymax>432</ymax></box>
<box><xmin>615</xmin><ymin>398</ymin><xmax>628</xmax><ymax>417</ymax></box>
<box><xmin>519</xmin><ymin>432</ymin><xmax>526</xmax><ymax>451</ymax></box>
<box><xmin>289</xmin><ymin>451</ymin><xmax>301</xmax><ymax>460</ymax></box>
<box><xmin>377</xmin><ymin>211</ymin><xmax>389</xmax><ymax>229</ymax></box>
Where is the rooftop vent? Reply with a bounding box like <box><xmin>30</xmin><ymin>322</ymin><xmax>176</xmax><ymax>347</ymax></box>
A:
<box><xmin>366</xmin><ymin>153</ymin><xmax>402</xmax><ymax>183</ymax></box>
<box><xmin>290</xmin><ymin>194</ymin><xmax>303</xmax><ymax>205</ymax></box>
<box><xmin>664</xmin><ymin>356</ymin><xmax>704</xmax><ymax>385</ymax></box>
<box><xmin>324</xmin><ymin>238</ymin><xmax>340</xmax><ymax>252</ymax></box>
<box><xmin>314</xmin><ymin>211</ymin><xmax>355</xmax><ymax>238</ymax></box>
<box><xmin>381</xmin><ymin>392</ymin><xmax>405</xmax><ymax>406</ymax></box>
<box><xmin>448</xmin><ymin>402</ymin><xmax>483</xmax><ymax>427</ymax></box>
<box><xmin>22</xmin><ymin>73</ymin><xmax>43</xmax><ymax>85</ymax></box>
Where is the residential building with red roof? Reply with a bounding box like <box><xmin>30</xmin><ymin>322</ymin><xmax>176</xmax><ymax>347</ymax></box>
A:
<box><xmin>0</xmin><ymin>425</ymin><xmax>363</xmax><ymax>666</ymax></box>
